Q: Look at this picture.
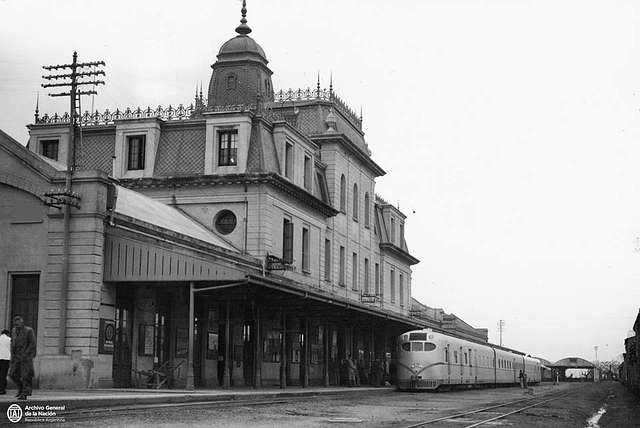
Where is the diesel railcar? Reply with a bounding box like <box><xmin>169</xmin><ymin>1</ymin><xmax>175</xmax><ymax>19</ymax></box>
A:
<box><xmin>396</xmin><ymin>329</ymin><xmax>541</xmax><ymax>390</ymax></box>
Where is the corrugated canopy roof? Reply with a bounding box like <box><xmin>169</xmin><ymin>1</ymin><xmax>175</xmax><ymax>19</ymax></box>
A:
<box><xmin>114</xmin><ymin>185</ymin><xmax>237</xmax><ymax>252</ymax></box>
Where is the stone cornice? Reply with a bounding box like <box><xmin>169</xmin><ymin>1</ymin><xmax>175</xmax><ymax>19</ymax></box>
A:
<box><xmin>309</xmin><ymin>133</ymin><xmax>385</xmax><ymax>177</ymax></box>
<box><xmin>379</xmin><ymin>242</ymin><xmax>420</xmax><ymax>265</ymax></box>
<box><xmin>119</xmin><ymin>172</ymin><xmax>339</xmax><ymax>217</ymax></box>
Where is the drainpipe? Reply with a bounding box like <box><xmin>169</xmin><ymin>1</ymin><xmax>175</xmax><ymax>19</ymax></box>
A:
<box><xmin>186</xmin><ymin>282</ymin><xmax>195</xmax><ymax>390</ymax></box>
<box><xmin>243</xmin><ymin>193</ymin><xmax>249</xmax><ymax>254</ymax></box>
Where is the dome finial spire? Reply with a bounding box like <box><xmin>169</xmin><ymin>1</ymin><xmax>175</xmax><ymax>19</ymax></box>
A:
<box><xmin>235</xmin><ymin>0</ymin><xmax>252</xmax><ymax>35</ymax></box>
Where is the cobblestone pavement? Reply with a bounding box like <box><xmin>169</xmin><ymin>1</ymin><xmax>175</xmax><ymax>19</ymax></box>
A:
<box><xmin>30</xmin><ymin>381</ymin><xmax>639</xmax><ymax>427</ymax></box>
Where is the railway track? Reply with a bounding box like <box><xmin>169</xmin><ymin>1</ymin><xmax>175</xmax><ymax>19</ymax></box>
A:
<box><xmin>57</xmin><ymin>391</ymin><xmax>375</xmax><ymax>423</ymax></box>
<box><xmin>402</xmin><ymin>389</ymin><xmax>571</xmax><ymax>428</ymax></box>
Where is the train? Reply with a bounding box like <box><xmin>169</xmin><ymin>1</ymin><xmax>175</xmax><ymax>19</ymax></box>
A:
<box><xmin>396</xmin><ymin>328</ymin><xmax>541</xmax><ymax>390</ymax></box>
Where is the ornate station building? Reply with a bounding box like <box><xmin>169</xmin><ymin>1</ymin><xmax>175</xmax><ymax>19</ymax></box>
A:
<box><xmin>0</xmin><ymin>4</ymin><xmax>478</xmax><ymax>389</ymax></box>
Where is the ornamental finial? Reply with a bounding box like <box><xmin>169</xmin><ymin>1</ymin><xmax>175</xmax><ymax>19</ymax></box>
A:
<box><xmin>235</xmin><ymin>0</ymin><xmax>252</xmax><ymax>35</ymax></box>
<box><xmin>34</xmin><ymin>92</ymin><xmax>40</xmax><ymax>122</ymax></box>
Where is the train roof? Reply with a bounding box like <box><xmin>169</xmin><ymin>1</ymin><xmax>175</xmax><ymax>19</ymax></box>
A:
<box><xmin>405</xmin><ymin>327</ymin><xmax>537</xmax><ymax>358</ymax></box>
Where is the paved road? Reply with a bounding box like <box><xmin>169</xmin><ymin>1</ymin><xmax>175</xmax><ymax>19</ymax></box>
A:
<box><xmin>33</xmin><ymin>381</ymin><xmax>640</xmax><ymax>427</ymax></box>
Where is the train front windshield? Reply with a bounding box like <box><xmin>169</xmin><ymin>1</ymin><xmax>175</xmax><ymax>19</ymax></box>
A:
<box><xmin>401</xmin><ymin>332</ymin><xmax>437</xmax><ymax>352</ymax></box>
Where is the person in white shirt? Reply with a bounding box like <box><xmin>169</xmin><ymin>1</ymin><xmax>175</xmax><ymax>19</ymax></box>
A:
<box><xmin>0</xmin><ymin>329</ymin><xmax>11</xmax><ymax>394</ymax></box>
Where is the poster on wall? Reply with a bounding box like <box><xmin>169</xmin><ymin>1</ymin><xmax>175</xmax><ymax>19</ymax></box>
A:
<box><xmin>138</xmin><ymin>324</ymin><xmax>155</xmax><ymax>357</ymax></box>
<box><xmin>176</xmin><ymin>328</ymin><xmax>189</xmax><ymax>358</ymax></box>
<box><xmin>206</xmin><ymin>332</ymin><xmax>218</xmax><ymax>360</ymax></box>
<box><xmin>98</xmin><ymin>318</ymin><xmax>115</xmax><ymax>354</ymax></box>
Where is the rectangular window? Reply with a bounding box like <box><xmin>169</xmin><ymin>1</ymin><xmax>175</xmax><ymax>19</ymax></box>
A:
<box><xmin>127</xmin><ymin>135</ymin><xmax>146</xmax><ymax>170</ymax></box>
<box><xmin>303</xmin><ymin>155</ymin><xmax>312</xmax><ymax>191</ymax></box>
<box><xmin>352</xmin><ymin>253</ymin><xmax>358</xmax><ymax>290</ymax></box>
<box><xmin>400</xmin><ymin>223</ymin><xmax>405</xmax><ymax>246</ymax></box>
<box><xmin>324</xmin><ymin>239</ymin><xmax>331</xmax><ymax>281</ymax></box>
<box><xmin>390</xmin><ymin>217</ymin><xmax>396</xmax><ymax>244</ymax></box>
<box><xmin>374</xmin><ymin>263</ymin><xmax>380</xmax><ymax>295</ymax></box>
<box><xmin>218</xmin><ymin>130</ymin><xmax>238</xmax><ymax>166</ymax></box>
<box><xmin>282</xmin><ymin>218</ymin><xmax>293</xmax><ymax>263</ymax></box>
<box><xmin>399</xmin><ymin>274</ymin><xmax>404</xmax><ymax>307</ymax></box>
<box><xmin>285</xmin><ymin>142</ymin><xmax>293</xmax><ymax>179</ymax></box>
<box><xmin>339</xmin><ymin>246</ymin><xmax>345</xmax><ymax>286</ymax></box>
<box><xmin>40</xmin><ymin>139</ymin><xmax>59</xmax><ymax>161</ymax></box>
<box><xmin>302</xmin><ymin>226</ymin><xmax>310</xmax><ymax>272</ymax></box>
<box><xmin>390</xmin><ymin>268</ymin><xmax>395</xmax><ymax>303</ymax></box>
<box><xmin>364</xmin><ymin>258</ymin><xmax>370</xmax><ymax>293</ymax></box>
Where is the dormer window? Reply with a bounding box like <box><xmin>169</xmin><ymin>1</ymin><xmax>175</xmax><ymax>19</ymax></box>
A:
<box><xmin>218</xmin><ymin>130</ymin><xmax>238</xmax><ymax>166</ymax></box>
<box><xmin>303</xmin><ymin>155</ymin><xmax>312</xmax><ymax>191</ymax></box>
<box><xmin>40</xmin><ymin>139</ymin><xmax>59</xmax><ymax>161</ymax></box>
<box><xmin>127</xmin><ymin>135</ymin><xmax>146</xmax><ymax>170</ymax></box>
<box><xmin>285</xmin><ymin>142</ymin><xmax>294</xmax><ymax>179</ymax></box>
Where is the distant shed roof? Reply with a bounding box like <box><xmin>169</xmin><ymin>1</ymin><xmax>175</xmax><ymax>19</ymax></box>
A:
<box><xmin>552</xmin><ymin>357</ymin><xmax>594</xmax><ymax>368</ymax></box>
<box><xmin>114</xmin><ymin>185</ymin><xmax>237</xmax><ymax>252</ymax></box>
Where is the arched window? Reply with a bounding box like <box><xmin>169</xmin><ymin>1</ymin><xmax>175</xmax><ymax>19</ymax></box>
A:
<box><xmin>364</xmin><ymin>192</ymin><xmax>370</xmax><ymax>227</ymax></box>
<box><xmin>340</xmin><ymin>174</ymin><xmax>346</xmax><ymax>212</ymax></box>
<box><xmin>352</xmin><ymin>183</ymin><xmax>359</xmax><ymax>220</ymax></box>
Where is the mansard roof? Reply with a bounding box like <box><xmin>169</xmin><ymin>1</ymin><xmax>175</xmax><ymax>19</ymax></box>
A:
<box><xmin>374</xmin><ymin>202</ymin><xmax>419</xmax><ymax>265</ymax></box>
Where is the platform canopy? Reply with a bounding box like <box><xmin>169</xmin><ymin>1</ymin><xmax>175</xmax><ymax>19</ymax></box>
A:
<box><xmin>551</xmin><ymin>357</ymin><xmax>595</xmax><ymax>368</ymax></box>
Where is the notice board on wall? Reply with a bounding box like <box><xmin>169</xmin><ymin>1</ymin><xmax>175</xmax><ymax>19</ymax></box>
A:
<box><xmin>98</xmin><ymin>319</ymin><xmax>115</xmax><ymax>354</ymax></box>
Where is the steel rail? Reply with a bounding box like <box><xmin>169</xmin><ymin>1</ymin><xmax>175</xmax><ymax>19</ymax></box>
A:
<box><xmin>402</xmin><ymin>391</ymin><xmax>568</xmax><ymax>428</ymax></box>
<box><xmin>58</xmin><ymin>390</ymin><xmax>381</xmax><ymax>422</ymax></box>
<box><xmin>463</xmin><ymin>395</ymin><xmax>564</xmax><ymax>427</ymax></box>
<box><xmin>60</xmin><ymin>397</ymin><xmax>303</xmax><ymax>422</ymax></box>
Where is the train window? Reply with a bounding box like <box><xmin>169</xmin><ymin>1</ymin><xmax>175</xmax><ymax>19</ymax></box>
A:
<box><xmin>454</xmin><ymin>351</ymin><xmax>458</xmax><ymax>363</ymax></box>
<box><xmin>444</xmin><ymin>348</ymin><xmax>449</xmax><ymax>362</ymax></box>
<box><xmin>412</xmin><ymin>342</ymin><xmax>424</xmax><ymax>352</ymax></box>
<box><xmin>409</xmin><ymin>333</ymin><xmax>427</xmax><ymax>341</ymax></box>
<box><xmin>464</xmin><ymin>353</ymin><xmax>468</xmax><ymax>365</ymax></box>
<box><xmin>424</xmin><ymin>342</ymin><xmax>436</xmax><ymax>352</ymax></box>
<box><xmin>401</xmin><ymin>343</ymin><xmax>411</xmax><ymax>352</ymax></box>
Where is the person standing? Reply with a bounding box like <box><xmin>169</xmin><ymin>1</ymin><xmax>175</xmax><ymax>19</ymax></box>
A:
<box><xmin>346</xmin><ymin>354</ymin><xmax>356</xmax><ymax>387</ymax></box>
<box><xmin>518</xmin><ymin>370</ymin><xmax>524</xmax><ymax>388</ymax></box>
<box><xmin>9</xmin><ymin>316</ymin><xmax>36</xmax><ymax>400</ymax></box>
<box><xmin>0</xmin><ymin>330</ymin><xmax>11</xmax><ymax>394</ymax></box>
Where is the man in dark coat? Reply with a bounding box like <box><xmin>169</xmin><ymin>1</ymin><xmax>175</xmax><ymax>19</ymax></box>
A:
<box><xmin>9</xmin><ymin>316</ymin><xmax>36</xmax><ymax>400</ymax></box>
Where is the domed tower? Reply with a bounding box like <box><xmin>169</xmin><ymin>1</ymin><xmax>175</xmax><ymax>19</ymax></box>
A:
<box><xmin>207</xmin><ymin>1</ymin><xmax>274</xmax><ymax>107</ymax></box>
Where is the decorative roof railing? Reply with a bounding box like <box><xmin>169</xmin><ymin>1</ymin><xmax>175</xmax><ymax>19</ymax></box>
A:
<box><xmin>274</xmin><ymin>87</ymin><xmax>362</xmax><ymax>131</ymax></box>
<box><xmin>35</xmin><ymin>104</ymin><xmax>198</xmax><ymax>126</ymax></box>
<box><xmin>33</xmin><ymin>102</ymin><xmax>264</xmax><ymax>127</ymax></box>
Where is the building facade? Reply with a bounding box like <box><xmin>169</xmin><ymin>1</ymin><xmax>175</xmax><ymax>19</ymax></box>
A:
<box><xmin>1</xmin><ymin>5</ymin><xmax>426</xmax><ymax>389</ymax></box>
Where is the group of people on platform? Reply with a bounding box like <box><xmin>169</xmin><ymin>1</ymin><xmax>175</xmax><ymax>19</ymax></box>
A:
<box><xmin>0</xmin><ymin>316</ymin><xmax>37</xmax><ymax>400</ymax></box>
<box><xmin>331</xmin><ymin>353</ymin><xmax>394</xmax><ymax>387</ymax></box>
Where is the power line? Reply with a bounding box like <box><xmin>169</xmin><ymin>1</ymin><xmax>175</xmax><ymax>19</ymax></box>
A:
<box><xmin>41</xmin><ymin>51</ymin><xmax>105</xmax><ymax>355</ymax></box>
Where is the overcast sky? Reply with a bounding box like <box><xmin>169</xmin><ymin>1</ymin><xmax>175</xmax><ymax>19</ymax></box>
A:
<box><xmin>1</xmin><ymin>0</ymin><xmax>639</xmax><ymax>363</ymax></box>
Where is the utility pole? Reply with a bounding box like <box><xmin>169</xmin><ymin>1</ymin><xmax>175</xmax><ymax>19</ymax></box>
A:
<box><xmin>41</xmin><ymin>52</ymin><xmax>105</xmax><ymax>354</ymax></box>
<box><xmin>497</xmin><ymin>319</ymin><xmax>505</xmax><ymax>347</ymax></box>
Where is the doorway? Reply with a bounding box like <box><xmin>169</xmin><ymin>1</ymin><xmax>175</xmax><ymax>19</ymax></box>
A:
<box><xmin>113</xmin><ymin>286</ymin><xmax>134</xmax><ymax>387</ymax></box>
<box><xmin>10</xmin><ymin>274</ymin><xmax>39</xmax><ymax>333</ymax></box>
